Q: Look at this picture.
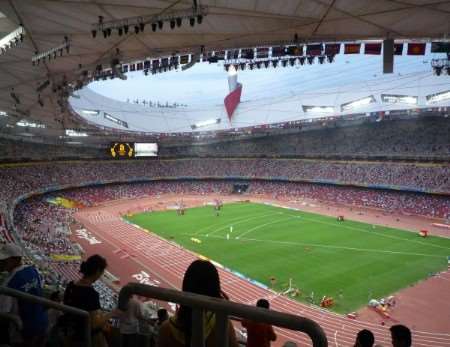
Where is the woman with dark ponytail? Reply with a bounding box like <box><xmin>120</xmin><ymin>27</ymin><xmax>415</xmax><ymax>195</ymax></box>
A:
<box><xmin>62</xmin><ymin>254</ymin><xmax>112</xmax><ymax>347</ymax></box>
<box><xmin>157</xmin><ymin>259</ymin><xmax>238</xmax><ymax>347</ymax></box>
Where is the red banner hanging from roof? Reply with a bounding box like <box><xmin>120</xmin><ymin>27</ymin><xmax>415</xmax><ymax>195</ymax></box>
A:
<box><xmin>271</xmin><ymin>46</ymin><xmax>285</xmax><ymax>57</ymax></box>
<box><xmin>344</xmin><ymin>43</ymin><xmax>361</xmax><ymax>54</ymax></box>
<box><xmin>256</xmin><ymin>47</ymin><xmax>269</xmax><ymax>58</ymax></box>
<box><xmin>407</xmin><ymin>43</ymin><xmax>426</xmax><ymax>55</ymax></box>
<box><xmin>224</xmin><ymin>83</ymin><xmax>242</xmax><ymax>122</ymax></box>
<box><xmin>286</xmin><ymin>45</ymin><xmax>303</xmax><ymax>56</ymax></box>
<box><xmin>325</xmin><ymin>43</ymin><xmax>340</xmax><ymax>55</ymax></box>
<box><xmin>364</xmin><ymin>43</ymin><xmax>382</xmax><ymax>55</ymax></box>
<box><xmin>306</xmin><ymin>44</ymin><xmax>323</xmax><ymax>56</ymax></box>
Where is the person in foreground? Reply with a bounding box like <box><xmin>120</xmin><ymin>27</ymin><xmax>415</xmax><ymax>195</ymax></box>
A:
<box><xmin>354</xmin><ymin>329</ymin><xmax>374</xmax><ymax>347</ymax></box>
<box><xmin>390</xmin><ymin>324</ymin><xmax>411</xmax><ymax>347</ymax></box>
<box><xmin>156</xmin><ymin>259</ymin><xmax>238</xmax><ymax>347</ymax></box>
<box><xmin>241</xmin><ymin>298</ymin><xmax>277</xmax><ymax>347</ymax></box>
<box><xmin>62</xmin><ymin>254</ymin><xmax>113</xmax><ymax>347</ymax></box>
<box><xmin>0</xmin><ymin>243</ymin><xmax>48</xmax><ymax>347</ymax></box>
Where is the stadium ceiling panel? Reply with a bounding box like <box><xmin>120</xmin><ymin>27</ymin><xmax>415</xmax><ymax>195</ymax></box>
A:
<box><xmin>0</xmin><ymin>0</ymin><xmax>449</xmax><ymax>144</ymax></box>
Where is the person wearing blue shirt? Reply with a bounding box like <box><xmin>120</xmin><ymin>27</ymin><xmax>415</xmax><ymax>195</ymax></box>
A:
<box><xmin>0</xmin><ymin>243</ymin><xmax>48</xmax><ymax>347</ymax></box>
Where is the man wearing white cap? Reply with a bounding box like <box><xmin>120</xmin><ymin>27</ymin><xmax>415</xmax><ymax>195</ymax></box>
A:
<box><xmin>0</xmin><ymin>243</ymin><xmax>48</xmax><ymax>346</ymax></box>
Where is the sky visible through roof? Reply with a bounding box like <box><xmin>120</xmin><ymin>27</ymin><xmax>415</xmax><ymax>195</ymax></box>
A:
<box><xmin>89</xmin><ymin>49</ymin><xmax>448</xmax><ymax>108</ymax></box>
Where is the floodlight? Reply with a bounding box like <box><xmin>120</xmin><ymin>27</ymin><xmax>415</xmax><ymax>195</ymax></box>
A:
<box><xmin>426</xmin><ymin>90</ymin><xmax>450</xmax><ymax>103</ymax></box>
<box><xmin>302</xmin><ymin>105</ymin><xmax>334</xmax><ymax>114</ymax></box>
<box><xmin>341</xmin><ymin>96</ymin><xmax>376</xmax><ymax>111</ymax></box>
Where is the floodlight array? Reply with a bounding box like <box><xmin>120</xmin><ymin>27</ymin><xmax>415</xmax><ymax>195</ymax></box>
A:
<box><xmin>0</xmin><ymin>26</ymin><xmax>25</xmax><ymax>55</ymax></box>
<box><xmin>91</xmin><ymin>5</ymin><xmax>208</xmax><ymax>38</ymax></box>
<box><xmin>32</xmin><ymin>36</ymin><xmax>70</xmax><ymax>66</ymax></box>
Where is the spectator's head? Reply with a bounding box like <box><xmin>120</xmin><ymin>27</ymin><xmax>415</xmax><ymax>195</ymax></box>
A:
<box><xmin>182</xmin><ymin>259</ymin><xmax>221</xmax><ymax>298</ymax></box>
<box><xmin>0</xmin><ymin>243</ymin><xmax>23</xmax><ymax>272</ymax></box>
<box><xmin>256</xmin><ymin>298</ymin><xmax>270</xmax><ymax>309</ymax></box>
<box><xmin>354</xmin><ymin>329</ymin><xmax>374</xmax><ymax>347</ymax></box>
<box><xmin>157</xmin><ymin>308</ymin><xmax>168</xmax><ymax>323</ymax></box>
<box><xmin>177</xmin><ymin>260</ymin><xmax>222</xmax><ymax>346</ymax></box>
<box><xmin>80</xmin><ymin>254</ymin><xmax>107</xmax><ymax>281</ymax></box>
<box><xmin>390</xmin><ymin>325</ymin><xmax>411</xmax><ymax>347</ymax></box>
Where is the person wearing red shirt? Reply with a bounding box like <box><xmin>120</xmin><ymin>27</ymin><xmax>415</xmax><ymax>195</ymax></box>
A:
<box><xmin>242</xmin><ymin>299</ymin><xmax>277</xmax><ymax>347</ymax></box>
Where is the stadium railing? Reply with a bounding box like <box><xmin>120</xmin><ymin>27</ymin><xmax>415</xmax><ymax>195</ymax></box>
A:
<box><xmin>119</xmin><ymin>282</ymin><xmax>328</xmax><ymax>347</ymax></box>
<box><xmin>0</xmin><ymin>286</ymin><xmax>92</xmax><ymax>346</ymax></box>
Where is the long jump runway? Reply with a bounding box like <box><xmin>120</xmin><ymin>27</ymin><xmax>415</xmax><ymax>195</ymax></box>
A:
<box><xmin>73</xmin><ymin>201</ymin><xmax>450</xmax><ymax>347</ymax></box>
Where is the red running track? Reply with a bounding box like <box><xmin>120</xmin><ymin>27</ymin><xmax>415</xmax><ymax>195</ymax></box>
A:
<box><xmin>73</xmin><ymin>206</ymin><xmax>450</xmax><ymax>347</ymax></box>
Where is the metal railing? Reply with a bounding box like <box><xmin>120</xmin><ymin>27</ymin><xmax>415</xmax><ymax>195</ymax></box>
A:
<box><xmin>119</xmin><ymin>283</ymin><xmax>328</xmax><ymax>347</ymax></box>
<box><xmin>0</xmin><ymin>286</ymin><xmax>92</xmax><ymax>347</ymax></box>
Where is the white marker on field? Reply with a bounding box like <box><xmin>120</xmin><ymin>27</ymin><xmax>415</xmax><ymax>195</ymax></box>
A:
<box><xmin>230</xmin><ymin>226</ymin><xmax>233</xmax><ymax>233</ymax></box>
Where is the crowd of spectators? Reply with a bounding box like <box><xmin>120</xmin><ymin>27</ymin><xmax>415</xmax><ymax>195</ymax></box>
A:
<box><xmin>1</xmin><ymin>116</ymin><xmax>449</xmax><ymax>163</ymax></box>
<box><xmin>248</xmin><ymin>181</ymin><xmax>450</xmax><ymax>218</ymax></box>
<box><xmin>0</xmin><ymin>159</ymin><xmax>448</xmax><ymax>218</ymax></box>
<box><xmin>161</xmin><ymin>116</ymin><xmax>450</xmax><ymax>160</ymax></box>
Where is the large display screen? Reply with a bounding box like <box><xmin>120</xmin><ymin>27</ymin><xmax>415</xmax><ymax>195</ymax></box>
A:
<box><xmin>109</xmin><ymin>142</ymin><xmax>134</xmax><ymax>158</ymax></box>
<box><xmin>109</xmin><ymin>142</ymin><xmax>158</xmax><ymax>158</ymax></box>
<box><xmin>134</xmin><ymin>143</ymin><xmax>158</xmax><ymax>157</ymax></box>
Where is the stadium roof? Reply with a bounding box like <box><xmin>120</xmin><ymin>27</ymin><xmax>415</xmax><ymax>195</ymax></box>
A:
<box><xmin>0</xmin><ymin>0</ymin><xmax>450</xmax><ymax>144</ymax></box>
<box><xmin>70</xmin><ymin>51</ymin><xmax>450</xmax><ymax>133</ymax></box>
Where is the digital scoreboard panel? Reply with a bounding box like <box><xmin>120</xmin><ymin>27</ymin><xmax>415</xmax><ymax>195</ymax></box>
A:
<box><xmin>109</xmin><ymin>142</ymin><xmax>158</xmax><ymax>158</ymax></box>
<box><xmin>134</xmin><ymin>142</ymin><xmax>158</xmax><ymax>157</ymax></box>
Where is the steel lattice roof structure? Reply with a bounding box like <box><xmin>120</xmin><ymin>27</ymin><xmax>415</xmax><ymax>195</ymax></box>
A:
<box><xmin>0</xmin><ymin>0</ymin><xmax>450</xmax><ymax>144</ymax></box>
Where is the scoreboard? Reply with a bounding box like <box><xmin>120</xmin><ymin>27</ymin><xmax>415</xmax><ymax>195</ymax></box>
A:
<box><xmin>109</xmin><ymin>142</ymin><xmax>158</xmax><ymax>158</ymax></box>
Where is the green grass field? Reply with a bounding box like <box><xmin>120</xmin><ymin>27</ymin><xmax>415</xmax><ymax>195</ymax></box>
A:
<box><xmin>125</xmin><ymin>202</ymin><xmax>450</xmax><ymax>313</ymax></box>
